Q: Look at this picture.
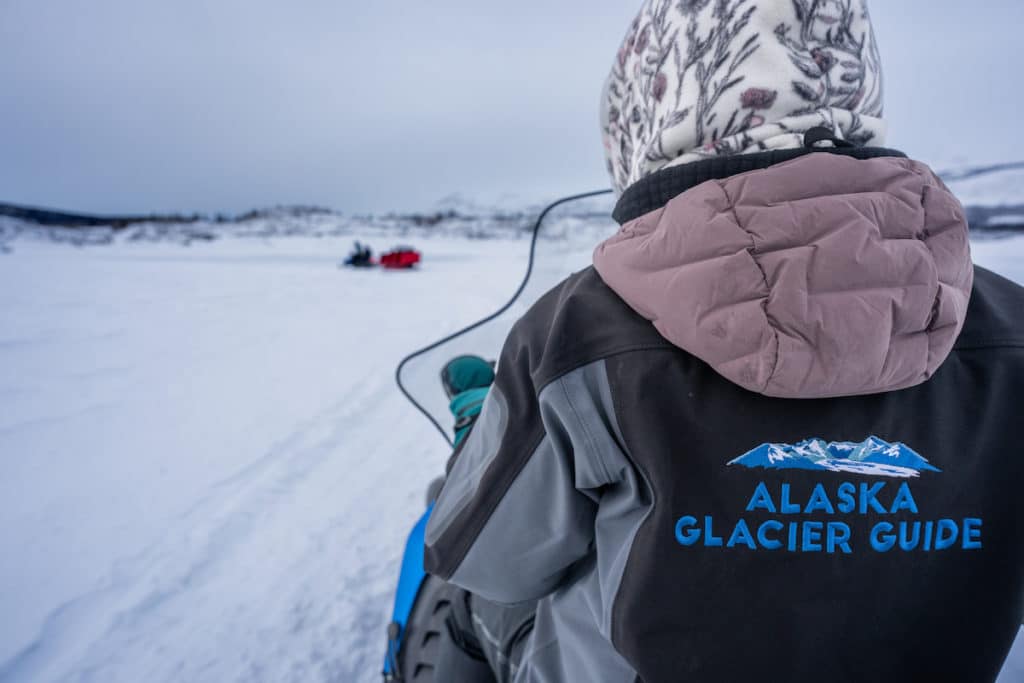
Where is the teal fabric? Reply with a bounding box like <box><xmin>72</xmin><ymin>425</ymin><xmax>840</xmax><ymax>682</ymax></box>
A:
<box><xmin>450</xmin><ymin>387</ymin><xmax>490</xmax><ymax>446</ymax></box>
<box><xmin>445</xmin><ymin>356</ymin><xmax>495</xmax><ymax>396</ymax></box>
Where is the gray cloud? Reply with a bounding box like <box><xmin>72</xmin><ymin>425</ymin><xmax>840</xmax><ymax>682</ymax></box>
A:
<box><xmin>0</xmin><ymin>0</ymin><xmax>1020</xmax><ymax>214</ymax></box>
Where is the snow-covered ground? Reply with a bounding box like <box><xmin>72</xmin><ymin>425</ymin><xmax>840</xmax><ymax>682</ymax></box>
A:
<box><xmin>0</xmin><ymin>236</ymin><xmax>531</xmax><ymax>682</ymax></box>
<box><xmin>0</xmin><ymin>232</ymin><xmax>1022</xmax><ymax>682</ymax></box>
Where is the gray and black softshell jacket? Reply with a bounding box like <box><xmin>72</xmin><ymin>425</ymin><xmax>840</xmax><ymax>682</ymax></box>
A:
<box><xmin>424</xmin><ymin>148</ymin><xmax>1024</xmax><ymax>683</ymax></box>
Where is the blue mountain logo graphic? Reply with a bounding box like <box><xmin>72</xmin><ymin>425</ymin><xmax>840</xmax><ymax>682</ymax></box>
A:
<box><xmin>729</xmin><ymin>436</ymin><xmax>940</xmax><ymax>479</ymax></box>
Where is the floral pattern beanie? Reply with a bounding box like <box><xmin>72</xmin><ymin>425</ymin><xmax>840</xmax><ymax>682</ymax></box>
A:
<box><xmin>601</xmin><ymin>0</ymin><xmax>886</xmax><ymax>194</ymax></box>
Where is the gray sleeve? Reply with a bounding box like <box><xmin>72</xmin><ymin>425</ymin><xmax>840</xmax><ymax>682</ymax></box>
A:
<box><xmin>424</xmin><ymin>354</ymin><xmax>622</xmax><ymax>605</ymax></box>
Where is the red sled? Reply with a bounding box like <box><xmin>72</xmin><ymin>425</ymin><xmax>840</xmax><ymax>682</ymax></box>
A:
<box><xmin>380</xmin><ymin>247</ymin><xmax>421</xmax><ymax>269</ymax></box>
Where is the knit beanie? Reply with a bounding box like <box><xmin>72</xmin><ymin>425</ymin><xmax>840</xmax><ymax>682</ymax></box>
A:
<box><xmin>601</xmin><ymin>0</ymin><xmax>886</xmax><ymax>194</ymax></box>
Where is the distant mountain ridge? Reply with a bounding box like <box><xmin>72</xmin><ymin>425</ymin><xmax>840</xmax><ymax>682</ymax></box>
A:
<box><xmin>1</xmin><ymin>160</ymin><xmax>1021</xmax><ymax>243</ymax></box>
<box><xmin>0</xmin><ymin>203</ymin><xmax>205</xmax><ymax>228</ymax></box>
<box><xmin>0</xmin><ymin>195</ymin><xmax>615</xmax><ymax>230</ymax></box>
<box><xmin>0</xmin><ymin>196</ymin><xmax>620</xmax><ymax>247</ymax></box>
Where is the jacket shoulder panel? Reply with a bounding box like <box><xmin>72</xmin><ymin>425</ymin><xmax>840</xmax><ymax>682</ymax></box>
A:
<box><xmin>955</xmin><ymin>266</ymin><xmax>1024</xmax><ymax>349</ymax></box>
<box><xmin>511</xmin><ymin>266</ymin><xmax>673</xmax><ymax>391</ymax></box>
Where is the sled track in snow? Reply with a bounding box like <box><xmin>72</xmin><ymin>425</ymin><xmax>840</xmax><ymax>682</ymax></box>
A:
<box><xmin>0</xmin><ymin>375</ymin><xmax>399</xmax><ymax>682</ymax></box>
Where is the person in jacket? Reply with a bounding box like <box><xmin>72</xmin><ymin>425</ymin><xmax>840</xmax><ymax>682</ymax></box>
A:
<box><xmin>344</xmin><ymin>241</ymin><xmax>373</xmax><ymax>267</ymax></box>
<box><xmin>426</xmin><ymin>1</ymin><xmax>1024</xmax><ymax>681</ymax></box>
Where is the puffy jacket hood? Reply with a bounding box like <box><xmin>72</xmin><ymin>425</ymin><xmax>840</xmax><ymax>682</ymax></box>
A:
<box><xmin>593</xmin><ymin>152</ymin><xmax>974</xmax><ymax>398</ymax></box>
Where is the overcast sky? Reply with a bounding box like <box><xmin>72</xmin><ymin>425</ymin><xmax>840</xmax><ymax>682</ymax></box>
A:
<box><xmin>1</xmin><ymin>1</ymin><xmax>1021</xmax><ymax>215</ymax></box>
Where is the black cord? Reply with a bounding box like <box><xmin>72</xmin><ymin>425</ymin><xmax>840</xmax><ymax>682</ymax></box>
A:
<box><xmin>394</xmin><ymin>189</ymin><xmax>615</xmax><ymax>448</ymax></box>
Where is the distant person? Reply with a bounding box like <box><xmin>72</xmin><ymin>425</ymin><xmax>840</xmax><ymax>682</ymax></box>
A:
<box><xmin>426</xmin><ymin>1</ymin><xmax>1024</xmax><ymax>682</ymax></box>
<box><xmin>344</xmin><ymin>241</ymin><xmax>373</xmax><ymax>267</ymax></box>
